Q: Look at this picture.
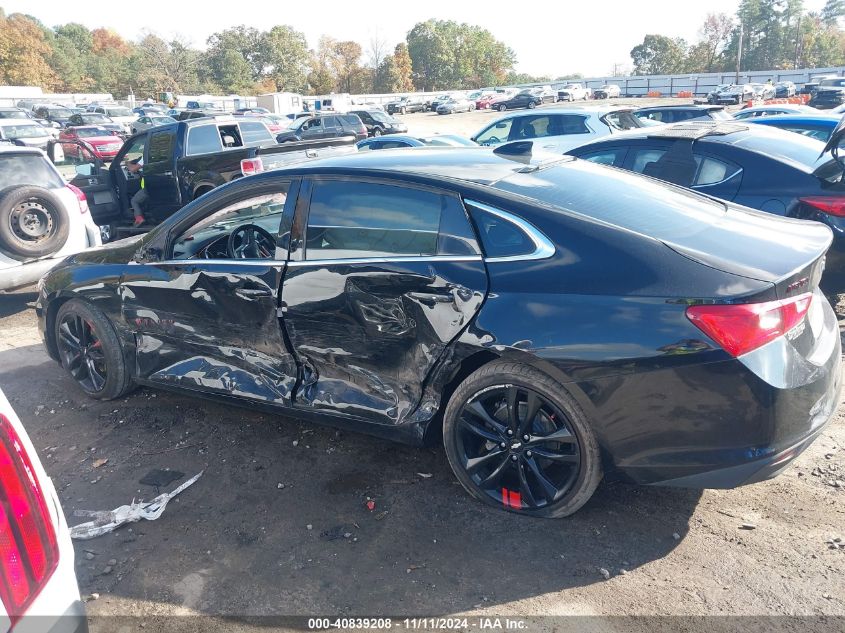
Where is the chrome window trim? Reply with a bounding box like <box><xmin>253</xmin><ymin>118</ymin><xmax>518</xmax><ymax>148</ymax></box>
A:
<box><xmin>151</xmin><ymin>255</ymin><xmax>482</xmax><ymax>268</ymax></box>
<box><xmin>464</xmin><ymin>199</ymin><xmax>555</xmax><ymax>263</ymax></box>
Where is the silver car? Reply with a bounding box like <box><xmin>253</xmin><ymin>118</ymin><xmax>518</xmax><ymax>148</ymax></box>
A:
<box><xmin>436</xmin><ymin>97</ymin><xmax>475</xmax><ymax>115</ymax></box>
<box><xmin>0</xmin><ymin>119</ymin><xmax>52</xmax><ymax>151</ymax></box>
<box><xmin>131</xmin><ymin>114</ymin><xmax>177</xmax><ymax>134</ymax></box>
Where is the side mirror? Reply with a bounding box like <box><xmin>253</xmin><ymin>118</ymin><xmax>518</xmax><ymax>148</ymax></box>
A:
<box><xmin>75</xmin><ymin>164</ymin><xmax>95</xmax><ymax>177</ymax></box>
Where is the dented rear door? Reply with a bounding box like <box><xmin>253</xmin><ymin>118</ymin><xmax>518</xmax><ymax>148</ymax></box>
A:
<box><xmin>279</xmin><ymin>177</ymin><xmax>488</xmax><ymax>427</ymax></box>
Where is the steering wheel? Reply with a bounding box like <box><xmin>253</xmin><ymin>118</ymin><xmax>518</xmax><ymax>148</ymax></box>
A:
<box><xmin>483</xmin><ymin>136</ymin><xmax>501</xmax><ymax>145</ymax></box>
<box><xmin>227</xmin><ymin>224</ymin><xmax>276</xmax><ymax>259</ymax></box>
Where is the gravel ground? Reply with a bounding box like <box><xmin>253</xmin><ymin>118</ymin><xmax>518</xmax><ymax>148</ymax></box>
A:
<box><xmin>1</xmin><ymin>100</ymin><xmax>844</xmax><ymax>631</ymax></box>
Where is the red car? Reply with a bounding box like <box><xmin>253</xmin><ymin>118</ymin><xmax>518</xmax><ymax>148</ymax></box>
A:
<box><xmin>259</xmin><ymin>115</ymin><xmax>288</xmax><ymax>134</ymax></box>
<box><xmin>476</xmin><ymin>93</ymin><xmax>509</xmax><ymax>110</ymax></box>
<box><xmin>58</xmin><ymin>126</ymin><xmax>123</xmax><ymax>160</ymax></box>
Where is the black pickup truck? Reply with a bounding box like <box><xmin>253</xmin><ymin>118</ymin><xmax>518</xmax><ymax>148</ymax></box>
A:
<box><xmin>49</xmin><ymin>116</ymin><xmax>356</xmax><ymax>240</ymax></box>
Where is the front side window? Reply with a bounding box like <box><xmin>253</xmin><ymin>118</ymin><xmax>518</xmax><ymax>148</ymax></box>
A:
<box><xmin>187</xmin><ymin>124</ymin><xmax>223</xmax><ymax>155</ymax></box>
<box><xmin>305</xmin><ymin>181</ymin><xmax>473</xmax><ymax>260</ymax></box>
<box><xmin>579</xmin><ymin>148</ymin><xmax>626</xmax><ymax>167</ymax></box>
<box><xmin>603</xmin><ymin>111</ymin><xmax>642</xmax><ymax>131</ymax></box>
<box><xmin>148</xmin><ymin>130</ymin><xmax>175</xmax><ymax>163</ymax></box>
<box><xmin>172</xmin><ymin>187</ymin><xmax>290</xmax><ymax>260</ymax></box>
<box><xmin>475</xmin><ymin>119</ymin><xmax>513</xmax><ymax>145</ymax></box>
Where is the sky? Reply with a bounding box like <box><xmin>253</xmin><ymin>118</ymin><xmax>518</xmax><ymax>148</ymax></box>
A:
<box><xmin>1</xmin><ymin>0</ymin><xmax>830</xmax><ymax>77</ymax></box>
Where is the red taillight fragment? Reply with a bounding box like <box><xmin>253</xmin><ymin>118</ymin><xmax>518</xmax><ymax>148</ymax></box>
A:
<box><xmin>0</xmin><ymin>414</ymin><xmax>59</xmax><ymax>621</ymax></box>
<box><xmin>240</xmin><ymin>157</ymin><xmax>264</xmax><ymax>176</ymax></box>
<box><xmin>66</xmin><ymin>183</ymin><xmax>88</xmax><ymax>214</ymax></box>
<box><xmin>686</xmin><ymin>293</ymin><xmax>813</xmax><ymax>357</ymax></box>
<box><xmin>800</xmin><ymin>196</ymin><xmax>845</xmax><ymax>217</ymax></box>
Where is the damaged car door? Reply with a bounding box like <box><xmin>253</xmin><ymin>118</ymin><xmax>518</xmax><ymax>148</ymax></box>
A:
<box><xmin>121</xmin><ymin>179</ymin><xmax>299</xmax><ymax>403</ymax></box>
<box><xmin>280</xmin><ymin>178</ymin><xmax>488</xmax><ymax>431</ymax></box>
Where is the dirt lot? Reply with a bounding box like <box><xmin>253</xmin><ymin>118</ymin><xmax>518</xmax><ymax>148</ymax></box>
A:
<box><xmin>2</xmin><ymin>100</ymin><xmax>845</xmax><ymax>631</ymax></box>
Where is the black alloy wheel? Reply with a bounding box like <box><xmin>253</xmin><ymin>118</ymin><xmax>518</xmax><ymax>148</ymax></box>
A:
<box><xmin>444</xmin><ymin>361</ymin><xmax>603</xmax><ymax>517</ymax></box>
<box><xmin>455</xmin><ymin>385</ymin><xmax>580</xmax><ymax>509</ymax></box>
<box><xmin>57</xmin><ymin>312</ymin><xmax>107</xmax><ymax>393</ymax></box>
<box><xmin>54</xmin><ymin>299</ymin><xmax>133</xmax><ymax>400</ymax></box>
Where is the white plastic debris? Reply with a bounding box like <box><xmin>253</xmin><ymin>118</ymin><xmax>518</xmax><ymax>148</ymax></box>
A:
<box><xmin>70</xmin><ymin>471</ymin><xmax>203</xmax><ymax>540</ymax></box>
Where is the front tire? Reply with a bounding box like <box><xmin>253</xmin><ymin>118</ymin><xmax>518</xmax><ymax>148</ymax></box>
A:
<box><xmin>443</xmin><ymin>361</ymin><xmax>603</xmax><ymax>518</ymax></box>
<box><xmin>55</xmin><ymin>299</ymin><xmax>133</xmax><ymax>400</ymax></box>
<box><xmin>498</xmin><ymin>104</ymin><xmax>507</xmax><ymax>112</ymax></box>
<box><xmin>372</xmin><ymin>127</ymin><xmax>383</xmax><ymax>137</ymax></box>
<box><xmin>527</xmin><ymin>101</ymin><xmax>536</xmax><ymax>109</ymax></box>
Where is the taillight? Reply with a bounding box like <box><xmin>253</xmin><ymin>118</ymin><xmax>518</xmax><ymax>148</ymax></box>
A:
<box><xmin>0</xmin><ymin>414</ymin><xmax>59</xmax><ymax>622</ymax></box>
<box><xmin>240</xmin><ymin>157</ymin><xmax>264</xmax><ymax>176</ymax></box>
<box><xmin>799</xmin><ymin>196</ymin><xmax>845</xmax><ymax>217</ymax></box>
<box><xmin>686</xmin><ymin>293</ymin><xmax>813</xmax><ymax>357</ymax></box>
<box><xmin>66</xmin><ymin>183</ymin><xmax>88</xmax><ymax>214</ymax></box>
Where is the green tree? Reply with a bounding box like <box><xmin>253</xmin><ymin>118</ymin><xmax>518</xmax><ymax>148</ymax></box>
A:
<box><xmin>50</xmin><ymin>23</ymin><xmax>93</xmax><ymax>91</ymax></box>
<box><xmin>822</xmin><ymin>0</ymin><xmax>845</xmax><ymax>25</ymax></box>
<box><xmin>392</xmin><ymin>43</ymin><xmax>414</xmax><ymax>92</ymax></box>
<box><xmin>263</xmin><ymin>25</ymin><xmax>309</xmax><ymax>93</ymax></box>
<box><xmin>630</xmin><ymin>34</ymin><xmax>689</xmax><ymax>74</ymax></box>
<box><xmin>204</xmin><ymin>26</ymin><xmax>266</xmax><ymax>87</ymax></box>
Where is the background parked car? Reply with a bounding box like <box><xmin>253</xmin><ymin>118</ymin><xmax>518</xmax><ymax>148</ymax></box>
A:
<box><xmin>59</xmin><ymin>126</ymin><xmax>123</xmax><ymax>160</ymax></box>
<box><xmin>356</xmin><ymin>134</ymin><xmax>477</xmax><ymax>150</ymax></box>
<box><xmin>0</xmin><ymin>119</ymin><xmax>53</xmax><ymax>151</ymax></box>
<box><xmin>531</xmin><ymin>85</ymin><xmax>557</xmax><ymax>104</ymax></box>
<box><xmin>177</xmin><ymin>109</ymin><xmax>220</xmax><ymax>121</ymax></box>
<box><xmin>634</xmin><ymin>105</ymin><xmax>731</xmax><ymax>124</ymax></box>
<box><xmin>131</xmin><ymin>115</ymin><xmax>177</xmax><ymax>134</ymax></box>
<box><xmin>427</xmin><ymin>94</ymin><xmax>453</xmax><ymax>112</ymax></box>
<box><xmin>565</xmin><ymin>120</ymin><xmax>845</xmax><ymax>271</ymax></box>
<box><xmin>349</xmin><ymin>109</ymin><xmax>408</xmax><ymax>136</ymax></box>
<box><xmin>751</xmin><ymin>82</ymin><xmax>776</xmax><ymax>100</ymax></box>
<box><xmin>86</xmin><ymin>104</ymin><xmax>135</xmax><ymax>132</ymax></box>
<box><xmin>717</xmin><ymin>84</ymin><xmax>756</xmax><ymax>104</ymax></box>
<box><xmin>775</xmin><ymin>81</ymin><xmax>797</xmax><ymax>97</ymax></box>
<box><xmin>386</xmin><ymin>97</ymin><xmax>427</xmax><ymax>115</ymax></box>
<box><xmin>0</xmin><ymin>145</ymin><xmax>100</xmax><ymax>291</ymax></box>
<box><xmin>33</xmin><ymin>104</ymin><xmax>73</xmax><ymax>128</ymax></box>
<box><xmin>557</xmin><ymin>83</ymin><xmax>591</xmax><ymax>101</ymax></box>
<box><xmin>706</xmin><ymin>84</ymin><xmax>732</xmax><ymax>103</ymax></box>
<box><xmin>492</xmin><ymin>90</ymin><xmax>543</xmax><ymax>112</ymax></box>
<box><xmin>801</xmin><ymin>75</ymin><xmax>837</xmax><ymax>96</ymax></box>
<box><xmin>233</xmin><ymin>107</ymin><xmax>271</xmax><ymax>115</ymax></box>
<box><xmin>809</xmin><ymin>77</ymin><xmax>845</xmax><ymax>109</ymax></box>
<box><xmin>437</xmin><ymin>96</ymin><xmax>476</xmax><ymax>115</ymax></box>
<box><xmin>472</xmin><ymin>106</ymin><xmax>648</xmax><ymax>152</ymax></box>
<box><xmin>744</xmin><ymin>113</ymin><xmax>842</xmax><ymax>142</ymax></box>
<box><xmin>255</xmin><ymin>114</ymin><xmax>289</xmax><ymax>134</ymax></box>
<box><xmin>733</xmin><ymin>104</ymin><xmax>819</xmax><ymax>119</ymax></box>
<box><xmin>276</xmin><ymin>112</ymin><xmax>367</xmax><ymax>143</ymax></box>
<box><xmin>0</xmin><ymin>106</ymin><xmax>32</xmax><ymax>120</ymax></box>
<box><xmin>593</xmin><ymin>84</ymin><xmax>621</xmax><ymax>99</ymax></box>
<box><xmin>66</xmin><ymin>112</ymin><xmax>125</xmax><ymax>137</ymax></box>
<box><xmin>0</xmin><ymin>388</ymin><xmax>87</xmax><ymax>628</ymax></box>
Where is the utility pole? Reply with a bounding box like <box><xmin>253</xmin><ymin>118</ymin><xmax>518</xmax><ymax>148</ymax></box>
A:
<box><xmin>735</xmin><ymin>22</ymin><xmax>744</xmax><ymax>84</ymax></box>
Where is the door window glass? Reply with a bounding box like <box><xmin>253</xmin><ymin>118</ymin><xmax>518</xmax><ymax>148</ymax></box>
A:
<box><xmin>305</xmin><ymin>181</ymin><xmax>444</xmax><ymax>259</ymax></box>
<box><xmin>603</xmin><ymin>111</ymin><xmax>642</xmax><ymax>130</ymax></box>
<box><xmin>147</xmin><ymin>130</ymin><xmax>174</xmax><ymax>164</ymax></box>
<box><xmin>187</xmin><ymin>124</ymin><xmax>223</xmax><ymax>155</ymax></box>
<box><xmin>238</xmin><ymin>121</ymin><xmax>273</xmax><ymax>144</ymax></box>
<box><xmin>693</xmin><ymin>156</ymin><xmax>741</xmax><ymax>186</ymax></box>
<box><xmin>475</xmin><ymin>119</ymin><xmax>512</xmax><ymax>145</ymax></box>
<box><xmin>218</xmin><ymin>125</ymin><xmax>243</xmax><ymax>148</ymax></box>
<box><xmin>578</xmin><ymin>149</ymin><xmax>626</xmax><ymax>167</ymax></box>
<box><xmin>631</xmin><ymin>148</ymin><xmax>666</xmax><ymax>173</ymax></box>
<box><xmin>171</xmin><ymin>186</ymin><xmax>290</xmax><ymax>260</ymax></box>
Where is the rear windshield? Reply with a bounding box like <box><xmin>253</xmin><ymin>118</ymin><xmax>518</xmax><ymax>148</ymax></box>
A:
<box><xmin>730</xmin><ymin>126</ymin><xmax>828</xmax><ymax>173</ymax></box>
<box><xmin>0</xmin><ymin>154</ymin><xmax>64</xmax><ymax>188</ymax></box>
<box><xmin>493</xmin><ymin>159</ymin><xmax>728</xmax><ymax>242</ymax></box>
<box><xmin>2</xmin><ymin>124</ymin><xmax>47</xmax><ymax>139</ymax></box>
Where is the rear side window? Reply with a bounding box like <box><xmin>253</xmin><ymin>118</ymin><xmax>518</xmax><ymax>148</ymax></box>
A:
<box><xmin>147</xmin><ymin>130</ymin><xmax>174</xmax><ymax>163</ymax></box>
<box><xmin>187</xmin><ymin>125</ymin><xmax>223</xmax><ymax>155</ymax></box>
<box><xmin>603</xmin><ymin>111</ymin><xmax>641</xmax><ymax>130</ymax></box>
<box><xmin>578</xmin><ymin>148</ymin><xmax>626</xmax><ymax>167</ymax></box>
<box><xmin>238</xmin><ymin>121</ymin><xmax>273</xmax><ymax>145</ymax></box>
<box><xmin>340</xmin><ymin>114</ymin><xmax>360</xmax><ymax>127</ymax></box>
<box><xmin>467</xmin><ymin>205</ymin><xmax>535</xmax><ymax>258</ymax></box>
<box><xmin>629</xmin><ymin>147</ymin><xmax>740</xmax><ymax>186</ymax></box>
<box><xmin>0</xmin><ymin>154</ymin><xmax>64</xmax><ymax>189</ymax></box>
<box><xmin>305</xmin><ymin>181</ymin><xmax>477</xmax><ymax>260</ymax></box>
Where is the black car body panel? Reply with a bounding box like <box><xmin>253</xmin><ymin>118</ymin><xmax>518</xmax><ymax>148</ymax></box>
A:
<box><xmin>495</xmin><ymin>93</ymin><xmax>542</xmax><ymax>110</ymax></box>
<box><xmin>276</xmin><ymin>113</ymin><xmax>367</xmax><ymax>144</ymax></box>
<box><xmin>348</xmin><ymin>110</ymin><xmax>408</xmax><ymax>136</ymax></box>
<box><xmin>37</xmin><ymin>147</ymin><xmax>840</xmax><ymax>489</ymax></box>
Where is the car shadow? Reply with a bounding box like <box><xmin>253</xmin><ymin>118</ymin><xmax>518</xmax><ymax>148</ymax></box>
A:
<box><xmin>0</xmin><ymin>341</ymin><xmax>704</xmax><ymax>618</ymax></box>
<box><xmin>0</xmin><ymin>289</ymin><xmax>37</xmax><ymax>319</ymax></box>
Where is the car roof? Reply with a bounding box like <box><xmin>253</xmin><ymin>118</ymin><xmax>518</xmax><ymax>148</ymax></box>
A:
<box><xmin>0</xmin><ymin>144</ymin><xmax>43</xmax><ymax>155</ymax></box>
<box><xmin>273</xmin><ymin>146</ymin><xmax>572</xmax><ymax>186</ymax></box>
<box><xmin>0</xmin><ymin>119</ymin><xmax>42</xmax><ymax>127</ymax></box>
<box><xmin>749</xmin><ymin>114</ymin><xmax>840</xmax><ymax>125</ymax></box>
<box><xmin>484</xmin><ymin>105</ymin><xmax>632</xmax><ymax>123</ymax></box>
<box><xmin>637</xmin><ymin>104</ymin><xmax>724</xmax><ymax>111</ymax></box>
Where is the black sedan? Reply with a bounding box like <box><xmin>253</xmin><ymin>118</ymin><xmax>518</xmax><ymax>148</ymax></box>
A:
<box><xmin>493</xmin><ymin>91</ymin><xmax>543</xmax><ymax>112</ymax></box>
<box><xmin>566</xmin><ymin>121</ymin><xmax>845</xmax><ymax>273</ymax></box>
<box><xmin>36</xmin><ymin>146</ymin><xmax>840</xmax><ymax>518</ymax></box>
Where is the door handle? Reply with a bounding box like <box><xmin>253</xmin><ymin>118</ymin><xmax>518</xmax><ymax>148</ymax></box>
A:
<box><xmin>162</xmin><ymin>171</ymin><xmax>173</xmax><ymax>176</ymax></box>
<box><xmin>408</xmin><ymin>291</ymin><xmax>455</xmax><ymax>307</ymax></box>
<box><xmin>235</xmin><ymin>287</ymin><xmax>272</xmax><ymax>299</ymax></box>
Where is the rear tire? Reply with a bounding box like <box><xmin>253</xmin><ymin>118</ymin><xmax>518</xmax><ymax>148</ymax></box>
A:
<box><xmin>0</xmin><ymin>186</ymin><xmax>70</xmax><ymax>260</ymax></box>
<box><xmin>55</xmin><ymin>299</ymin><xmax>133</xmax><ymax>400</ymax></box>
<box><xmin>498</xmin><ymin>104</ymin><xmax>507</xmax><ymax>112</ymax></box>
<box><xmin>372</xmin><ymin>127</ymin><xmax>383</xmax><ymax>137</ymax></box>
<box><xmin>443</xmin><ymin>361</ymin><xmax>603</xmax><ymax>518</ymax></box>
<box><xmin>528</xmin><ymin>101</ymin><xmax>536</xmax><ymax>109</ymax></box>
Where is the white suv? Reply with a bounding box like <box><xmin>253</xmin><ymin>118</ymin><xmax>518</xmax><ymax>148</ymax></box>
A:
<box><xmin>0</xmin><ymin>388</ymin><xmax>86</xmax><ymax>630</ymax></box>
<box><xmin>0</xmin><ymin>146</ymin><xmax>100</xmax><ymax>292</ymax></box>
